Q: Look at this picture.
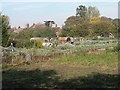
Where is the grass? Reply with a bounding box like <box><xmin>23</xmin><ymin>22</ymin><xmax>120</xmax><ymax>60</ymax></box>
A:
<box><xmin>2</xmin><ymin>50</ymin><xmax>119</xmax><ymax>89</ymax></box>
<box><xmin>2</xmin><ymin>40</ymin><xmax>119</xmax><ymax>89</ymax></box>
<box><xmin>53</xmin><ymin>51</ymin><xmax>118</xmax><ymax>66</ymax></box>
<box><xmin>2</xmin><ymin>69</ymin><xmax>119</xmax><ymax>88</ymax></box>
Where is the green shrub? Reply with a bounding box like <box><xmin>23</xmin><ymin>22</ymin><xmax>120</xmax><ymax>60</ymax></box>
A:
<box><xmin>113</xmin><ymin>45</ymin><xmax>120</xmax><ymax>52</ymax></box>
<box><xmin>36</xmin><ymin>39</ymin><xmax>43</xmax><ymax>48</ymax></box>
<box><xmin>60</xmin><ymin>45</ymin><xmax>73</xmax><ymax>50</ymax></box>
<box><xmin>15</xmin><ymin>39</ymin><xmax>34</xmax><ymax>48</ymax></box>
<box><xmin>92</xmin><ymin>37</ymin><xmax>98</xmax><ymax>40</ymax></box>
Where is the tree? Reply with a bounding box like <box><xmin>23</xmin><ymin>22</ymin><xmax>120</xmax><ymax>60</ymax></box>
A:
<box><xmin>76</xmin><ymin>5</ymin><xmax>100</xmax><ymax>20</ymax></box>
<box><xmin>9</xmin><ymin>26</ymin><xmax>58</xmax><ymax>48</ymax></box>
<box><xmin>0</xmin><ymin>13</ymin><xmax>2</xmax><ymax>46</ymax></box>
<box><xmin>91</xmin><ymin>17</ymin><xmax>114</xmax><ymax>36</ymax></box>
<box><xmin>87</xmin><ymin>6</ymin><xmax>100</xmax><ymax>19</ymax></box>
<box><xmin>64</xmin><ymin>16</ymin><xmax>84</xmax><ymax>27</ymax></box>
<box><xmin>112</xmin><ymin>18</ymin><xmax>120</xmax><ymax>37</ymax></box>
<box><xmin>90</xmin><ymin>17</ymin><xmax>100</xmax><ymax>24</ymax></box>
<box><xmin>61</xmin><ymin>26</ymin><xmax>72</xmax><ymax>37</ymax></box>
<box><xmin>0</xmin><ymin>14</ymin><xmax>11</xmax><ymax>47</ymax></box>
<box><xmin>44</xmin><ymin>21</ymin><xmax>55</xmax><ymax>27</ymax></box>
<box><xmin>112</xmin><ymin>18</ymin><xmax>119</xmax><ymax>30</ymax></box>
<box><xmin>18</xmin><ymin>26</ymin><xmax>21</xmax><ymax>29</ymax></box>
<box><xmin>76</xmin><ymin>5</ymin><xmax>87</xmax><ymax>19</ymax></box>
<box><xmin>62</xmin><ymin>16</ymin><xmax>89</xmax><ymax>37</ymax></box>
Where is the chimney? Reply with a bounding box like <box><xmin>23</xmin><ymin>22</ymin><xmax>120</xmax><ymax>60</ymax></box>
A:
<box><xmin>14</xmin><ymin>27</ymin><xmax>17</xmax><ymax>31</ymax></box>
<box><xmin>26</xmin><ymin>24</ymin><xmax>29</xmax><ymax>28</ymax></box>
<box><xmin>55</xmin><ymin>24</ymin><xmax>57</xmax><ymax>27</ymax></box>
<box><xmin>49</xmin><ymin>21</ymin><xmax>52</xmax><ymax>27</ymax></box>
<box><xmin>18</xmin><ymin>26</ymin><xmax>21</xmax><ymax>29</ymax></box>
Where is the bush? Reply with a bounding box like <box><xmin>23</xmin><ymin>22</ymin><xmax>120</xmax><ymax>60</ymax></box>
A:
<box><xmin>15</xmin><ymin>39</ymin><xmax>34</xmax><ymax>48</ymax></box>
<box><xmin>36</xmin><ymin>39</ymin><xmax>43</xmax><ymax>48</ymax></box>
<box><xmin>60</xmin><ymin>45</ymin><xmax>73</xmax><ymax>50</ymax></box>
<box><xmin>92</xmin><ymin>36</ymin><xmax>98</xmax><ymax>40</ymax></box>
<box><xmin>113</xmin><ymin>45</ymin><xmax>120</xmax><ymax>52</ymax></box>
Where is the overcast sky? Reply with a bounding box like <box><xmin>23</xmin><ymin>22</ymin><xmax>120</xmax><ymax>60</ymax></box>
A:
<box><xmin>0</xmin><ymin>0</ymin><xmax>119</xmax><ymax>28</ymax></box>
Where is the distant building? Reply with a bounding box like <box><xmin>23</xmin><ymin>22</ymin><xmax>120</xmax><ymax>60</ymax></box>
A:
<box><xmin>12</xmin><ymin>21</ymin><xmax>58</xmax><ymax>33</ymax></box>
<box><xmin>44</xmin><ymin>21</ymin><xmax>56</xmax><ymax>27</ymax></box>
<box><xmin>30</xmin><ymin>21</ymin><xmax>57</xmax><ymax>28</ymax></box>
<box><xmin>30</xmin><ymin>23</ymin><xmax>46</xmax><ymax>28</ymax></box>
<box><xmin>13</xmin><ymin>27</ymin><xmax>23</xmax><ymax>33</ymax></box>
<box><xmin>26</xmin><ymin>24</ymin><xmax>29</xmax><ymax>28</ymax></box>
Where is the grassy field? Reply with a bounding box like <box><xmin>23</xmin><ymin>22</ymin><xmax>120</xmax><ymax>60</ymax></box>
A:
<box><xmin>2</xmin><ymin>49</ymin><xmax>119</xmax><ymax>89</ymax></box>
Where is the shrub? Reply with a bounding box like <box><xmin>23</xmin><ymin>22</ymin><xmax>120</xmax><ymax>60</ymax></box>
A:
<box><xmin>60</xmin><ymin>45</ymin><xmax>73</xmax><ymax>50</ymax></box>
<box><xmin>92</xmin><ymin>36</ymin><xmax>98</xmax><ymax>40</ymax></box>
<box><xmin>15</xmin><ymin>39</ymin><xmax>34</xmax><ymax>48</ymax></box>
<box><xmin>113</xmin><ymin>45</ymin><xmax>120</xmax><ymax>52</ymax></box>
<box><xmin>36</xmin><ymin>39</ymin><xmax>43</xmax><ymax>48</ymax></box>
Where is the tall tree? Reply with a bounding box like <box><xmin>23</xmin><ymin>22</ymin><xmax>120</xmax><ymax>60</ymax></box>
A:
<box><xmin>76</xmin><ymin>5</ymin><xmax>87</xmax><ymax>19</ymax></box>
<box><xmin>112</xmin><ymin>18</ymin><xmax>120</xmax><ymax>37</ymax></box>
<box><xmin>76</xmin><ymin>5</ymin><xmax>100</xmax><ymax>20</ymax></box>
<box><xmin>44</xmin><ymin>21</ymin><xmax>55</xmax><ymax>27</ymax></box>
<box><xmin>64</xmin><ymin>16</ymin><xmax>84</xmax><ymax>26</ymax></box>
<box><xmin>91</xmin><ymin>17</ymin><xmax>114</xmax><ymax>36</ymax></box>
<box><xmin>0</xmin><ymin>14</ymin><xmax>10</xmax><ymax>47</ymax></box>
<box><xmin>62</xmin><ymin>16</ymin><xmax>89</xmax><ymax>37</ymax></box>
<box><xmin>87</xmin><ymin>6</ymin><xmax>100</xmax><ymax>19</ymax></box>
<box><xmin>112</xmin><ymin>18</ymin><xmax>119</xmax><ymax>30</ymax></box>
<box><xmin>0</xmin><ymin>13</ymin><xmax>2</xmax><ymax>46</ymax></box>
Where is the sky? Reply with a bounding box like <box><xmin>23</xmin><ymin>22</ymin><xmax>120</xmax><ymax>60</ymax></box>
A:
<box><xmin>0</xmin><ymin>0</ymin><xmax>119</xmax><ymax>28</ymax></box>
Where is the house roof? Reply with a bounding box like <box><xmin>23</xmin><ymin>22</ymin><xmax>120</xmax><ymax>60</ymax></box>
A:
<box><xmin>30</xmin><ymin>23</ymin><xmax>46</xmax><ymax>28</ymax></box>
<box><xmin>13</xmin><ymin>27</ymin><xmax>23</xmax><ymax>33</ymax></box>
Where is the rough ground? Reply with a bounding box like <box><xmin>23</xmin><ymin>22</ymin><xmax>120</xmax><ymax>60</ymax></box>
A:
<box><xmin>2</xmin><ymin>51</ymin><xmax>119</xmax><ymax>89</ymax></box>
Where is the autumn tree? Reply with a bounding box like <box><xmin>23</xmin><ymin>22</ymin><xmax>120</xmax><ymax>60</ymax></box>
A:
<box><xmin>61</xmin><ymin>26</ymin><xmax>72</xmax><ymax>37</ymax></box>
<box><xmin>90</xmin><ymin>17</ymin><xmax>114</xmax><ymax>36</ymax></box>
<box><xmin>62</xmin><ymin>16</ymin><xmax>89</xmax><ymax>37</ymax></box>
<box><xmin>112</xmin><ymin>18</ymin><xmax>120</xmax><ymax>37</ymax></box>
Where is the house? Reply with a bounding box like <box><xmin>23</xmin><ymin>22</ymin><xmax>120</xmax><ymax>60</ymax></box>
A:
<box><xmin>30</xmin><ymin>23</ymin><xmax>46</xmax><ymax>28</ymax></box>
<box><xmin>30</xmin><ymin>21</ymin><xmax>57</xmax><ymax>28</ymax></box>
<box><xmin>12</xmin><ymin>20</ymin><xmax>58</xmax><ymax>33</ymax></box>
<box><xmin>13</xmin><ymin>27</ymin><xmax>23</xmax><ymax>33</ymax></box>
<box><xmin>44</xmin><ymin>21</ymin><xmax>56</xmax><ymax>27</ymax></box>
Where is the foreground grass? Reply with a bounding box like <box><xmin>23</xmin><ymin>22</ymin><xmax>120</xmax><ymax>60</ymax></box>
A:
<box><xmin>2</xmin><ymin>50</ymin><xmax>119</xmax><ymax>89</ymax></box>
<box><xmin>53</xmin><ymin>51</ymin><xmax>118</xmax><ymax>66</ymax></box>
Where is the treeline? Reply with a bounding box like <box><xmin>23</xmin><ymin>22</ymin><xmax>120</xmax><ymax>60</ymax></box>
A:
<box><xmin>9</xmin><ymin>27</ymin><xmax>58</xmax><ymax>48</ymax></box>
<box><xmin>61</xmin><ymin>16</ymin><xmax>118</xmax><ymax>38</ymax></box>
<box><xmin>0</xmin><ymin>13</ymin><xmax>57</xmax><ymax>47</ymax></box>
<box><xmin>1</xmin><ymin>5</ymin><xmax>119</xmax><ymax>47</ymax></box>
<box><xmin>61</xmin><ymin>5</ymin><xmax>119</xmax><ymax>38</ymax></box>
